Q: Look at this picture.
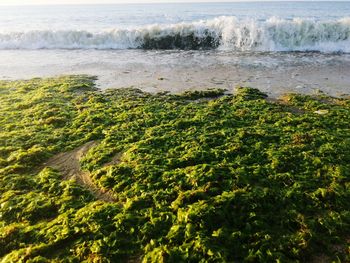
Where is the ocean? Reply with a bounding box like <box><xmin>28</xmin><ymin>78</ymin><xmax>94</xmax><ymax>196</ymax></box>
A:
<box><xmin>0</xmin><ymin>2</ymin><xmax>350</xmax><ymax>96</ymax></box>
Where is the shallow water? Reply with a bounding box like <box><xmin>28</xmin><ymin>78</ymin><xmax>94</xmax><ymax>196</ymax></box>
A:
<box><xmin>0</xmin><ymin>2</ymin><xmax>349</xmax><ymax>96</ymax></box>
<box><xmin>1</xmin><ymin>49</ymin><xmax>349</xmax><ymax>97</ymax></box>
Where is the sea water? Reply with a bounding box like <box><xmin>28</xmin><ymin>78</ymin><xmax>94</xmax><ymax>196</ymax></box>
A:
<box><xmin>0</xmin><ymin>2</ymin><xmax>349</xmax><ymax>95</ymax></box>
<box><xmin>1</xmin><ymin>2</ymin><xmax>350</xmax><ymax>52</ymax></box>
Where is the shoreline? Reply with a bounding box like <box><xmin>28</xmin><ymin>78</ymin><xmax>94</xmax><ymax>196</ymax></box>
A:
<box><xmin>1</xmin><ymin>49</ymin><xmax>350</xmax><ymax>98</ymax></box>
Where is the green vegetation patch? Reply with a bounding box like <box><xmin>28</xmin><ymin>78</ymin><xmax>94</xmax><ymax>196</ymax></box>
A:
<box><xmin>0</xmin><ymin>76</ymin><xmax>349</xmax><ymax>262</ymax></box>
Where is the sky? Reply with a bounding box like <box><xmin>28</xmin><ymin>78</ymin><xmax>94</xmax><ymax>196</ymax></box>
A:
<box><xmin>0</xmin><ymin>0</ymin><xmax>347</xmax><ymax>5</ymax></box>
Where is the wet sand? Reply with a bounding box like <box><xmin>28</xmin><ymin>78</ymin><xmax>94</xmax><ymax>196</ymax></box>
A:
<box><xmin>103</xmin><ymin>62</ymin><xmax>350</xmax><ymax>97</ymax></box>
<box><xmin>1</xmin><ymin>50</ymin><xmax>349</xmax><ymax>97</ymax></box>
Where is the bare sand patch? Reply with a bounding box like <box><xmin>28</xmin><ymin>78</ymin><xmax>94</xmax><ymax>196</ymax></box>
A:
<box><xmin>44</xmin><ymin>141</ymin><xmax>116</xmax><ymax>202</ymax></box>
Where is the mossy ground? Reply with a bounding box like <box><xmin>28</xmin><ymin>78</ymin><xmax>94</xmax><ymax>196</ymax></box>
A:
<box><xmin>0</xmin><ymin>76</ymin><xmax>349</xmax><ymax>262</ymax></box>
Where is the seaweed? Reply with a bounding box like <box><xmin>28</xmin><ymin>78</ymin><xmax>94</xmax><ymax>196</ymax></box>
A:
<box><xmin>0</xmin><ymin>76</ymin><xmax>349</xmax><ymax>262</ymax></box>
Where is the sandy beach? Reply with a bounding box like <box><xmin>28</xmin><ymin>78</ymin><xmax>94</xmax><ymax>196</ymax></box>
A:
<box><xmin>1</xmin><ymin>50</ymin><xmax>350</xmax><ymax>97</ymax></box>
<box><xmin>1</xmin><ymin>2</ymin><xmax>350</xmax><ymax>261</ymax></box>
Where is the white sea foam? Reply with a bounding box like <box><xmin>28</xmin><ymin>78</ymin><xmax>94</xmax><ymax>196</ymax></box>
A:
<box><xmin>0</xmin><ymin>17</ymin><xmax>349</xmax><ymax>52</ymax></box>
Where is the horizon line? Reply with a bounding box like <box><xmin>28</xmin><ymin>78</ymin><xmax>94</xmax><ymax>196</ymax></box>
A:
<box><xmin>1</xmin><ymin>0</ymin><xmax>349</xmax><ymax>6</ymax></box>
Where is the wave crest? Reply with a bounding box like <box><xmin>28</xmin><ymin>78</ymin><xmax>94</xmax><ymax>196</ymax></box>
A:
<box><xmin>1</xmin><ymin>16</ymin><xmax>350</xmax><ymax>52</ymax></box>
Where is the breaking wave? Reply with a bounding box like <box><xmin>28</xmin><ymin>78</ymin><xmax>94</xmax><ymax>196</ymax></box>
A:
<box><xmin>1</xmin><ymin>16</ymin><xmax>350</xmax><ymax>52</ymax></box>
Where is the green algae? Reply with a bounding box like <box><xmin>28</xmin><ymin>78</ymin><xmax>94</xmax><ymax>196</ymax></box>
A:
<box><xmin>0</xmin><ymin>76</ymin><xmax>349</xmax><ymax>262</ymax></box>
<box><xmin>140</xmin><ymin>31</ymin><xmax>220</xmax><ymax>50</ymax></box>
